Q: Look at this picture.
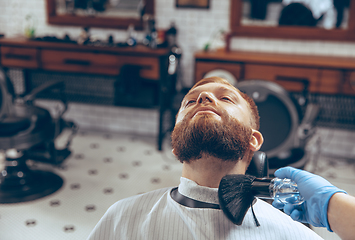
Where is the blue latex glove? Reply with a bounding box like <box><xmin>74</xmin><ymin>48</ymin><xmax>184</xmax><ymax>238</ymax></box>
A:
<box><xmin>272</xmin><ymin>167</ymin><xmax>346</xmax><ymax>231</ymax></box>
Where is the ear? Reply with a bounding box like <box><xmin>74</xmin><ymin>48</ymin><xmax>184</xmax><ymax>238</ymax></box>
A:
<box><xmin>249</xmin><ymin>129</ymin><xmax>263</xmax><ymax>152</ymax></box>
<box><xmin>172</xmin><ymin>148</ymin><xmax>177</xmax><ymax>156</ymax></box>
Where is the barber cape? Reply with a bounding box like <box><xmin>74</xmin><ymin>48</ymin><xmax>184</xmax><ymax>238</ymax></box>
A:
<box><xmin>87</xmin><ymin>177</ymin><xmax>323</xmax><ymax>240</ymax></box>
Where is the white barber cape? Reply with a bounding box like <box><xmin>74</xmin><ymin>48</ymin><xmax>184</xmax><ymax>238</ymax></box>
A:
<box><xmin>87</xmin><ymin>177</ymin><xmax>323</xmax><ymax>240</ymax></box>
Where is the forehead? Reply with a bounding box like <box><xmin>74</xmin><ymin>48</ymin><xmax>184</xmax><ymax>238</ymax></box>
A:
<box><xmin>178</xmin><ymin>82</ymin><xmax>253</xmax><ymax>126</ymax></box>
<box><xmin>184</xmin><ymin>82</ymin><xmax>244</xmax><ymax>100</ymax></box>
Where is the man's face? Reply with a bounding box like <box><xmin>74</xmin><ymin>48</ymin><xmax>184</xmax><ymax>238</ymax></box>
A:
<box><xmin>171</xmin><ymin>82</ymin><xmax>254</xmax><ymax>162</ymax></box>
<box><xmin>176</xmin><ymin>82</ymin><xmax>253</xmax><ymax>127</ymax></box>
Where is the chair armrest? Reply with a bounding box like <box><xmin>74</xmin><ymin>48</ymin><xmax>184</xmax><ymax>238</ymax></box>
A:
<box><xmin>298</xmin><ymin>103</ymin><xmax>320</xmax><ymax>139</ymax></box>
<box><xmin>0</xmin><ymin>68</ymin><xmax>15</xmax><ymax>120</ymax></box>
<box><xmin>22</xmin><ymin>80</ymin><xmax>65</xmax><ymax>103</ymax></box>
<box><xmin>22</xmin><ymin>80</ymin><xmax>68</xmax><ymax>117</ymax></box>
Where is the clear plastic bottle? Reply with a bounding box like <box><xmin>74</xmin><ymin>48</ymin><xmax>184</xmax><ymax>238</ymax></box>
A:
<box><xmin>252</xmin><ymin>177</ymin><xmax>304</xmax><ymax>205</ymax></box>
<box><xmin>270</xmin><ymin>178</ymin><xmax>304</xmax><ymax>204</ymax></box>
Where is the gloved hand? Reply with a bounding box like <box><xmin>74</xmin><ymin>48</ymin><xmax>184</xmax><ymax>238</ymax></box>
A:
<box><xmin>272</xmin><ymin>167</ymin><xmax>346</xmax><ymax>231</ymax></box>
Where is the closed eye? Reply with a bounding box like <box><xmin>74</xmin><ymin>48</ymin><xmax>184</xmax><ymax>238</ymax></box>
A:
<box><xmin>221</xmin><ymin>97</ymin><xmax>233</xmax><ymax>102</ymax></box>
<box><xmin>186</xmin><ymin>99</ymin><xmax>196</xmax><ymax>106</ymax></box>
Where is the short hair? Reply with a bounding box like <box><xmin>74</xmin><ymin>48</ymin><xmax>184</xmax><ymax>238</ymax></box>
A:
<box><xmin>189</xmin><ymin>77</ymin><xmax>260</xmax><ymax>130</ymax></box>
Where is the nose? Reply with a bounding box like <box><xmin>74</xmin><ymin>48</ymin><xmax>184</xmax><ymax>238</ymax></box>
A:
<box><xmin>197</xmin><ymin>92</ymin><xmax>215</xmax><ymax>104</ymax></box>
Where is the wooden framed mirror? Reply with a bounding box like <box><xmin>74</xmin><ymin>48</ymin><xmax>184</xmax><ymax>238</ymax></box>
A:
<box><xmin>230</xmin><ymin>0</ymin><xmax>355</xmax><ymax>42</ymax></box>
<box><xmin>46</xmin><ymin>0</ymin><xmax>154</xmax><ymax>30</ymax></box>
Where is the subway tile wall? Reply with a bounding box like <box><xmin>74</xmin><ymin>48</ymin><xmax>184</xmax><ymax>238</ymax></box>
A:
<box><xmin>231</xmin><ymin>37</ymin><xmax>355</xmax><ymax>57</ymax></box>
<box><xmin>2</xmin><ymin>0</ymin><xmax>355</xmax><ymax>135</ymax></box>
<box><xmin>2</xmin><ymin>0</ymin><xmax>355</xmax><ymax>85</ymax></box>
<box><xmin>0</xmin><ymin>0</ymin><xmax>231</xmax><ymax>86</ymax></box>
<box><xmin>35</xmin><ymin>99</ymin><xmax>159</xmax><ymax>136</ymax></box>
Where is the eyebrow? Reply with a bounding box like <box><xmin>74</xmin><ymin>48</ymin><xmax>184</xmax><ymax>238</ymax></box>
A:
<box><xmin>185</xmin><ymin>85</ymin><xmax>239</xmax><ymax>99</ymax></box>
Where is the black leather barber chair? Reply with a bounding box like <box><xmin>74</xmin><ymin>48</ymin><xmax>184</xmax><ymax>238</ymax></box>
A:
<box><xmin>0</xmin><ymin>68</ymin><xmax>77</xmax><ymax>203</ymax></box>
<box><xmin>238</xmin><ymin>80</ymin><xmax>319</xmax><ymax>176</ymax></box>
<box><xmin>246</xmin><ymin>151</ymin><xmax>268</xmax><ymax>178</ymax></box>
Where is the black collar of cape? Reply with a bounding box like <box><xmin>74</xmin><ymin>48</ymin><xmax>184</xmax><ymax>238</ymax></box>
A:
<box><xmin>170</xmin><ymin>187</ymin><xmax>261</xmax><ymax>227</ymax></box>
<box><xmin>170</xmin><ymin>187</ymin><xmax>220</xmax><ymax>209</ymax></box>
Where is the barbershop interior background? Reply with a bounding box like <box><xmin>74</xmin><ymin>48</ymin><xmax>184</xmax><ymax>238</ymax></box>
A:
<box><xmin>0</xmin><ymin>0</ymin><xmax>355</xmax><ymax>239</ymax></box>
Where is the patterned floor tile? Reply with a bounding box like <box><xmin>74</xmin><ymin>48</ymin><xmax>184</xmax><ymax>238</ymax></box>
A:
<box><xmin>0</xmin><ymin>127</ymin><xmax>354</xmax><ymax>240</ymax></box>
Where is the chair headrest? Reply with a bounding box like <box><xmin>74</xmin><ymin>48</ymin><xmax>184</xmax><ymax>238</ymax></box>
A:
<box><xmin>237</xmin><ymin>80</ymin><xmax>301</xmax><ymax>159</ymax></box>
<box><xmin>246</xmin><ymin>151</ymin><xmax>268</xmax><ymax>178</ymax></box>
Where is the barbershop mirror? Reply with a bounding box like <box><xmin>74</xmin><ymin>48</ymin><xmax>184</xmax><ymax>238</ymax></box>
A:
<box><xmin>46</xmin><ymin>0</ymin><xmax>154</xmax><ymax>29</ymax></box>
<box><xmin>230</xmin><ymin>0</ymin><xmax>355</xmax><ymax>41</ymax></box>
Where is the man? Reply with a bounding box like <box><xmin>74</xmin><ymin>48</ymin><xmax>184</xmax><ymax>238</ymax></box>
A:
<box><xmin>87</xmin><ymin>77</ymin><xmax>323</xmax><ymax>240</ymax></box>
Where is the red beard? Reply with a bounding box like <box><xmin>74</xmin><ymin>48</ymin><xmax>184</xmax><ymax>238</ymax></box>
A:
<box><xmin>171</xmin><ymin>112</ymin><xmax>252</xmax><ymax>163</ymax></box>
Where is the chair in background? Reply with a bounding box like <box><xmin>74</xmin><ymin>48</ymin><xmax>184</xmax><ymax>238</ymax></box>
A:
<box><xmin>0</xmin><ymin>67</ymin><xmax>77</xmax><ymax>203</ymax></box>
<box><xmin>238</xmin><ymin>80</ymin><xmax>319</xmax><ymax>176</ymax></box>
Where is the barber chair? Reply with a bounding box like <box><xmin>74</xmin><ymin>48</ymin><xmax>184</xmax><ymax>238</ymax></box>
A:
<box><xmin>0</xmin><ymin>68</ymin><xmax>77</xmax><ymax>203</ymax></box>
<box><xmin>238</xmin><ymin>80</ymin><xmax>319</xmax><ymax>176</ymax></box>
<box><xmin>246</xmin><ymin>151</ymin><xmax>268</xmax><ymax>178</ymax></box>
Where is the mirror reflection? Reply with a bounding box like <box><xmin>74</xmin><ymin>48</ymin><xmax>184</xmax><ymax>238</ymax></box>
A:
<box><xmin>241</xmin><ymin>0</ymin><xmax>350</xmax><ymax>29</ymax></box>
<box><xmin>56</xmin><ymin>0</ymin><xmax>144</xmax><ymax>19</ymax></box>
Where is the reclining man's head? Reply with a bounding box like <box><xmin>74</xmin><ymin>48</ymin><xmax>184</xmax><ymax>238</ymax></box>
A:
<box><xmin>171</xmin><ymin>77</ymin><xmax>263</xmax><ymax>169</ymax></box>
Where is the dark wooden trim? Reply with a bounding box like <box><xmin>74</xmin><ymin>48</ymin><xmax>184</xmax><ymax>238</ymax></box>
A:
<box><xmin>194</xmin><ymin>50</ymin><xmax>355</xmax><ymax>70</ymax></box>
<box><xmin>46</xmin><ymin>0</ymin><xmax>56</xmax><ymax>17</ymax></box>
<box><xmin>348</xmin><ymin>0</ymin><xmax>355</xmax><ymax>31</ymax></box>
<box><xmin>176</xmin><ymin>0</ymin><xmax>210</xmax><ymax>9</ymax></box>
<box><xmin>45</xmin><ymin>0</ymin><xmax>154</xmax><ymax>30</ymax></box>
<box><xmin>229</xmin><ymin>0</ymin><xmax>355</xmax><ymax>42</ymax></box>
<box><xmin>47</xmin><ymin>15</ymin><xmax>144</xmax><ymax>30</ymax></box>
<box><xmin>0</xmin><ymin>38</ymin><xmax>170</xmax><ymax>57</ymax></box>
<box><xmin>230</xmin><ymin>0</ymin><xmax>241</xmax><ymax>29</ymax></box>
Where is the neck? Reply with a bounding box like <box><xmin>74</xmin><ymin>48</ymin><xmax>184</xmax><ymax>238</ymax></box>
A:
<box><xmin>181</xmin><ymin>153</ymin><xmax>248</xmax><ymax>188</ymax></box>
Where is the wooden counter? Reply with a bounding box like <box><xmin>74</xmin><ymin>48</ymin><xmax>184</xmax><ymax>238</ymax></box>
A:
<box><xmin>195</xmin><ymin>50</ymin><xmax>355</xmax><ymax>95</ymax></box>
<box><xmin>0</xmin><ymin>37</ymin><xmax>172</xmax><ymax>150</ymax></box>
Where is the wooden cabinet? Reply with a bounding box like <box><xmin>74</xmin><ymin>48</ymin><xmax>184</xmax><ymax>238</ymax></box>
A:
<box><xmin>0</xmin><ymin>38</ymin><xmax>171</xmax><ymax>150</ymax></box>
<box><xmin>41</xmin><ymin>49</ymin><xmax>121</xmax><ymax>75</ymax></box>
<box><xmin>115</xmin><ymin>56</ymin><xmax>160</xmax><ymax>80</ymax></box>
<box><xmin>343</xmin><ymin>71</ymin><xmax>355</xmax><ymax>95</ymax></box>
<box><xmin>1</xmin><ymin>46</ymin><xmax>39</xmax><ymax>69</ymax></box>
<box><xmin>0</xmin><ymin>38</ymin><xmax>166</xmax><ymax>79</ymax></box>
<box><xmin>318</xmin><ymin>69</ymin><xmax>343</xmax><ymax>94</ymax></box>
<box><xmin>243</xmin><ymin>64</ymin><xmax>319</xmax><ymax>92</ymax></box>
<box><xmin>195</xmin><ymin>61</ymin><xmax>242</xmax><ymax>82</ymax></box>
<box><xmin>41</xmin><ymin>51</ymin><xmax>158</xmax><ymax>79</ymax></box>
<box><xmin>195</xmin><ymin>50</ymin><xmax>355</xmax><ymax>96</ymax></box>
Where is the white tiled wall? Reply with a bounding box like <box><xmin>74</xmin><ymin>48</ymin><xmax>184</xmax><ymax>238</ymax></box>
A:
<box><xmin>155</xmin><ymin>0</ymin><xmax>230</xmax><ymax>86</ymax></box>
<box><xmin>35</xmin><ymin>99</ymin><xmax>159</xmax><ymax>136</ymax></box>
<box><xmin>231</xmin><ymin>37</ymin><xmax>355</xmax><ymax>57</ymax></box>
<box><xmin>2</xmin><ymin>0</ymin><xmax>355</xmax><ymax>135</ymax></box>
<box><xmin>2</xmin><ymin>0</ymin><xmax>355</xmax><ymax>85</ymax></box>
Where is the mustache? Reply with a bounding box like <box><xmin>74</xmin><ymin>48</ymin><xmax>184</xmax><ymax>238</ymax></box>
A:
<box><xmin>192</xmin><ymin>106</ymin><xmax>220</xmax><ymax>118</ymax></box>
<box><xmin>183</xmin><ymin>105</ymin><xmax>229</xmax><ymax>123</ymax></box>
